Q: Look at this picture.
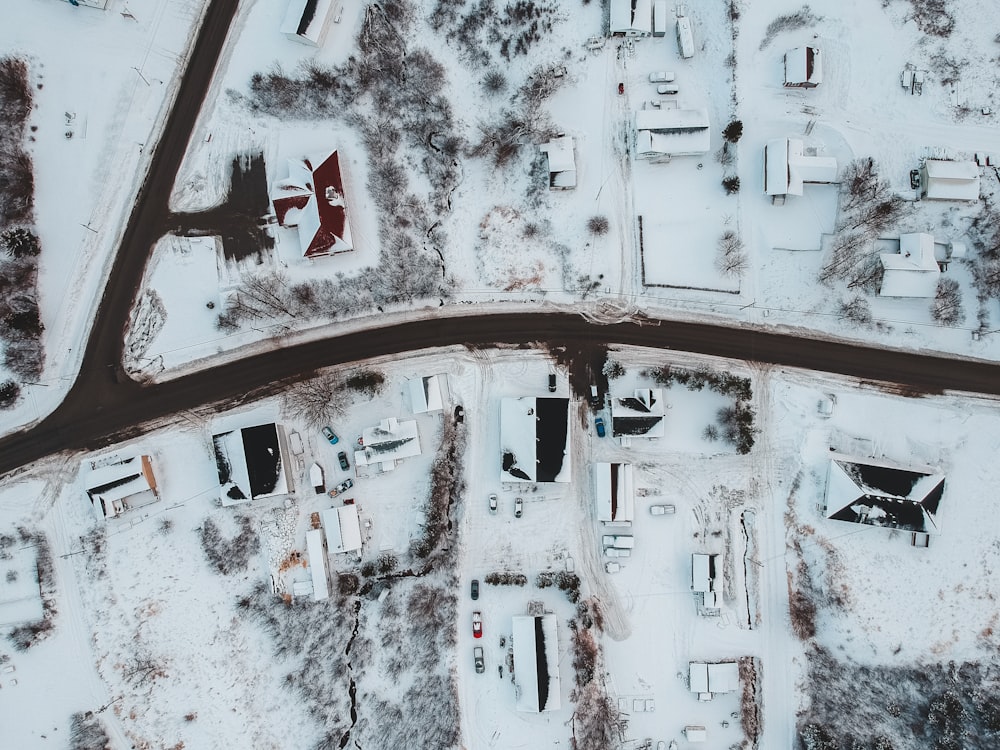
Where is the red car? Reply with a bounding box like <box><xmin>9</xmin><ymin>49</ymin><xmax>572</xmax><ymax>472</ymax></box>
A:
<box><xmin>472</xmin><ymin>611</ymin><xmax>483</xmax><ymax>639</ymax></box>
<box><xmin>618</xmin><ymin>82</ymin><xmax>624</xmax><ymax>95</ymax></box>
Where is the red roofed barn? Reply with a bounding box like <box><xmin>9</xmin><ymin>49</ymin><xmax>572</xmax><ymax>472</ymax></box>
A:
<box><xmin>271</xmin><ymin>151</ymin><xmax>353</xmax><ymax>258</ymax></box>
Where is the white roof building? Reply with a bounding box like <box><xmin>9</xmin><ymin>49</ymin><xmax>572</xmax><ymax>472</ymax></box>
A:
<box><xmin>354</xmin><ymin>417</ymin><xmax>422</xmax><ymax>472</ymax></box>
<box><xmin>784</xmin><ymin>47</ymin><xmax>822</xmax><ymax>87</ymax></box>
<box><xmin>305</xmin><ymin>528</ymin><xmax>330</xmax><ymax>601</ymax></box>
<box><xmin>321</xmin><ymin>504</ymin><xmax>363</xmax><ymax>554</ymax></box>
<box><xmin>539</xmin><ymin>135</ymin><xmax>577</xmax><ymax>189</ymax></box>
<box><xmin>764</xmin><ymin>138</ymin><xmax>837</xmax><ymax>197</ymax></box>
<box><xmin>212</xmin><ymin>423</ymin><xmax>290</xmax><ymax>506</ymax></box>
<box><xmin>611</xmin><ymin>388</ymin><xmax>665</xmax><ymax>438</ymax></box>
<box><xmin>594</xmin><ymin>463</ymin><xmax>635</xmax><ymax>526</ymax></box>
<box><xmin>610</xmin><ymin>0</ymin><xmax>652</xmax><ymax>37</ymax></box>
<box><xmin>281</xmin><ymin>0</ymin><xmax>334</xmax><ymax>46</ymax></box>
<box><xmin>692</xmin><ymin>553</ymin><xmax>721</xmax><ymax>607</ymax></box>
<box><xmin>408</xmin><ymin>375</ymin><xmax>445</xmax><ymax>414</ymax></box>
<box><xmin>688</xmin><ymin>661</ymin><xmax>739</xmax><ymax>698</ymax></box>
<box><xmin>512</xmin><ymin>614</ymin><xmax>561</xmax><ymax>712</ymax></box>
<box><xmin>635</xmin><ymin>108</ymin><xmax>711</xmax><ymax>159</ymax></box>
<box><xmin>500</xmin><ymin>397</ymin><xmax>571</xmax><ymax>483</ymax></box>
<box><xmin>879</xmin><ymin>233</ymin><xmax>941</xmax><ymax>298</ymax></box>
<box><xmin>84</xmin><ymin>454</ymin><xmax>158</xmax><ymax>520</ymax></box>
<box><xmin>921</xmin><ymin>160</ymin><xmax>980</xmax><ymax>201</ymax></box>
<box><xmin>0</xmin><ymin>544</ymin><xmax>43</xmax><ymax>627</ymax></box>
<box><xmin>825</xmin><ymin>455</ymin><xmax>945</xmax><ymax>534</ymax></box>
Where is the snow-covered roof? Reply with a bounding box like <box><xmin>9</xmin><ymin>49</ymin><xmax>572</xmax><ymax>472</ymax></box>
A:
<box><xmin>271</xmin><ymin>150</ymin><xmax>353</xmax><ymax>257</ymax></box>
<box><xmin>594</xmin><ymin>463</ymin><xmax>635</xmax><ymax>525</ymax></box>
<box><xmin>321</xmin><ymin>504</ymin><xmax>362</xmax><ymax>554</ymax></box>
<box><xmin>610</xmin><ymin>0</ymin><xmax>652</xmax><ymax>35</ymax></box>
<box><xmin>212</xmin><ymin>423</ymin><xmax>289</xmax><ymax>506</ymax></box>
<box><xmin>611</xmin><ymin>388</ymin><xmax>665</xmax><ymax>437</ymax></box>
<box><xmin>825</xmin><ymin>455</ymin><xmax>946</xmax><ymax>534</ymax></box>
<box><xmin>921</xmin><ymin>160</ymin><xmax>980</xmax><ymax>201</ymax></box>
<box><xmin>879</xmin><ymin>233</ymin><xmax>940</xmax><ymax>298</ymax></box>
<box><xmin>0</xmin><ymin>545</ymin><xmax>43</xmax><ymax>627</ymax></box>
<box><xmin>280</xmin><ymin>0</ymin><xmax>334</xmax><ymax>45</ymax></box>
<box><xmin>539</xmin><ymin>135</ymin><xmax>577</xmax><ymax>189</ymax></box>
<box><xmin>305</xmin><ymin>528</ymin><xmax>330</xmax><ymax>600</ymax></box>
<box><xmin>784</xmin><ymin>46</ymin><xmax>822</xmax><ymax>86</ymax></box>
<box><xmin>635</xmin><ymin>108</ymin><xmax>711</xmax><ymax>158</ymax></box>
<box><xmin>84</xmin><ymin>454</ymin><xmax>158</xmax><ymax>519</ymax></box>
<box><xmin>512</xmin><ymin>614</ymin><xmax>561</xmax><ymax>712</ymax></box>
<box><xmin>500</xmin><ymin>397</ymin><xmax>571</xmax><ymax>483</ymax></box>
<box><xmin>355</xmin><ymin>417</ymin><xmax>422</xmax><ymax>471</ymax></box>
<box><xmin>689</xmin><ymin>662</ymin><xmax>739</xmax><ymax>695</ymax></box>
<box><xmin>764</xmin><ymin>138</ymin><xmax>837</xmax><ymax>196</ymax></box>
<box><xmin>408</xmin><ymin>375</ymin><xmax>444</xmax><ymax>414</ymax></box>
<box><xmin>691</xmin><ymin>553</ymin><xmax>719</xmax><ymax>593</ymax></box>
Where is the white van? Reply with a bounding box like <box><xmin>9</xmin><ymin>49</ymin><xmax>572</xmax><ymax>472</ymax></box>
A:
<box><xmin>677</xmin><ymin>16</ymin><xmax>694</xmax><ymax>59</ymax></box>
<box><xmin>602</xmin><ymin>535</ymin><xmax>635</xmax><ymax>549</ymax></box>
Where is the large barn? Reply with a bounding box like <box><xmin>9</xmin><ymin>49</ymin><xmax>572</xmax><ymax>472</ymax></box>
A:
<box><xmin>500</xmin><ymin>397</ymin><xmax>571</xmax><ymax>483</ymax></box>
<box><xmin>212</xmin><ymin>423</ymin><xmax>291</xmax><ymax>506</ymax></box>
<box><xmin>512</xmin><ymin>614</ymin><xmax>561</xmax><ymax>712</ymax></box>
<box><xmin>594</xmin><ymin>462</ymin><xmax>635</xmax><ymax>526</ymax></box>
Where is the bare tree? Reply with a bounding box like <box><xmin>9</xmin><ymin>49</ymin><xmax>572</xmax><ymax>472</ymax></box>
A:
<box><xmin>931</xmin><ymin>278</ymin><xmax>964</xmax><ymax>325</ymax></box>
<box><xmin>717</xmin><ymin>229</ymin><xmax>748</xmax><ymax>277</ymax></box>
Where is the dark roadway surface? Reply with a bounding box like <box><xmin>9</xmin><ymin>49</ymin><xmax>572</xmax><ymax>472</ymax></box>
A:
<box><xmin>3</xmin><ymin>0</ymin><xmax>999</xmax><ymax>477</ymax></box>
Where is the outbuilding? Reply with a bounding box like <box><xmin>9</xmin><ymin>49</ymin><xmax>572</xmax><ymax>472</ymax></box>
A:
<box><xmin>635</xmin><ymin>108</ymin><xmax>711</xmax><ymax>160</ymax></box>
<box><xmin>512</xmin><ymin>614</ymin><xmax>561</xmax><ymax>712</ymax></box>
<box><xmin>305</xmin><ymin>528</ymin><xmax>330</xmax><ymax>601</ymax></box>
<box><xmin>784</xmin><ymin>47</ymin><xmax>822</xmax><ymax>88</ymax></box>
<box><xmin>920</xmin><ymin>160</ymin><xmax>980</xmax><ymax>201</ymax></box>
<box><xmin>594</xmin><ymin>463</ymin><xmax>635</xmax><ymax>527</ymax></box>
<box><xmin>610</xmin><ymin>0</ymin><xmax>652</xmax><ymax>37</ymax></box>
<box><xmin>321</xmin><ymin>505</ymin><xmax>363</xmax><ymax>555</ymax></box>
<box><xmin>281</xmin><ymin>0</ymin><xmax>334</xmax><ymax>46</ymax></box>
<box><xmin>539</xmin><ymin>135</ymin><xmax>577</xmax><ymax>190</ymax></box>
<box><xmin>500</xmin><ymin>397</ymin><xmax>571</xmax><ymax>483</ymax></box>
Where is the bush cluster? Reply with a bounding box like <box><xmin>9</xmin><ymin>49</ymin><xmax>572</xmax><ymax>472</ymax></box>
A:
<box><xmin>411</xmin><ymin>420</ymin><xmax>465</xmax><ymax>561</ymax></box>
<box><xmin>5</xmin><ymin>528</ymin><xmax>57</xmax><ymax>651</ymax></box>
<box><xmin>484</xmin><ymin>571</ymin><xmax>528</xmax><ymax>586</ymax></box>
<box><xmin>653</xmin><ymin>365</ymin><xmax>752</xmax><ymax>400</ymax></box>
<box><xmin>199</xmin><ymin>516</ymin><xmax>261</xmax><ymax>576</ymax></box>
<box><xmin>536</xmin><ymin>570</ymin><xmax>581</xmax><ymax>603</ymax></box>
<box><xmin>69</xmin><ymin>711</ymin><xmax>111</xmax><ymax>750</ymax></box>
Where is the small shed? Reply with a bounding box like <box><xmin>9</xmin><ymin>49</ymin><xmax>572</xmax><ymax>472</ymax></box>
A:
<box><xmin>691</xmin><ymin>553</ymin><xmax>720</xmax><ymax>607</ymax></box>
<box><xmin>653</xmin><ymin>1</ymin><xmax>668</xmax><ymax>36</ymax></box>
<box><xmin>921</xmin><ymin>160</ymin><xmax>980</xmax><ymax>201</ymax></box>
<box><xmin>408</xmin><ymin>375</ymin><xmax>445</xmax><ymax>414</ymax></box>
<box><xmin>321</xmin><ymin>504</ymin><xmax>363</xmax><ymax>554</ymax></box>
<box><xmin>784</xmin><ymin>47</ymin><xmax>822</xmax><ymax>88</ymax></box>
<box><xmin>539</xmin><ymin>135</ymin><xmax>577</xmax><ymax>189</ymax></box>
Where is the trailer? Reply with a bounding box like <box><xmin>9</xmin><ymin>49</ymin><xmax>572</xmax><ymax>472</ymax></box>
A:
<box><xmin>676</xmin><ymin>16</ymin><xmax>694</xmax><ymax>59</ymax></box>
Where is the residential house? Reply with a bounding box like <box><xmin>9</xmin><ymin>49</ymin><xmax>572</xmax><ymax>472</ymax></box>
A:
<box><xmin>539</xmin><ymin>135</ymin><xmax>577</xmax><ymax>190</ymax></box>
<box><xmin>271</xmin><ymin>150</ymin><xmax>353</xmax><ymax>258</ymax></box>
<box><xmin>920</xmin><ymin>160</ymin><xmax>980</xmax><ymax>201</ymax></box>
<box><xmin>84</xmin><ymin>454</ymin><xmax>158</xmax><ymax>520</ymax></box>
<box><xmin>635</xmin><ymin>108</ymin><xmax>711</xmax><ymax>160</ymax></box>
<box><xmin>879</xmin><ymin>233</ymin><xmax>940</xmax><ymax>298</ymax></box>
<box><xmin>764</xmin><ymin>138</ymin><xmax>837</xmax><ymax>198</ymax></box>
<box><xmin>784</xmin><ymin>47</ymin><xmax>822</xmax><ymax>88</ymax></box>
<box><xmin>611</xmin><ymin>388</ymin><xmax>665</xmax><ymax>438</ymax></box>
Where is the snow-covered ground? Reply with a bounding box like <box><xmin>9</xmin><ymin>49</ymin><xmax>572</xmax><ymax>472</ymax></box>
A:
<box><xmin>3</xmin><ymin>343</ymin><xmax>999</xmax><ymax>747</ymax></box>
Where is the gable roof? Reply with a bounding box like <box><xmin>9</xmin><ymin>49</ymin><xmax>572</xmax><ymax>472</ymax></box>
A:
<box><xmin>321</xmin><ymin>505</ymin><xmax>362</xmax><ymax>554</ymax></box>
<box><xmin>784</xmin><ymin>46</ymin><xmax>822</xmax><ymax>86</ymax></box>
<box><xmin>764</xmin><ymin>138</ymin><xmax>837</xmax><ymax>196</ymax></box>
<box><xmin>271</xmin><ymin>151</ymin><xmax>353</xmax><ymax>258</ymax></box>
<box><xmin>635</xmin><ymin>108</ymin><xmax>711</xmax><ymax>157</ymax></box>
<box><xmin>594</xmin><ymin>463</ymin><xmax>635</xmax><ymax>525</ymax></box>
<box><xmin>922</xmin><ymin>160</ymin><xmax>980</xmax><ymax>201</ymax></box>
<box><xmin>611</xmin><ymin>388</ymin><xmax>665</xmax><ymax>437</ymax></box>
<box><xmin>512</xmin><ymin>614</ymin><xmax>561</xmax><ymax>712</ymax></box>
<box><xmin>280</xmin><ymin>0</ymin><xmax>334</xmax><ymax>45</ymax></box>
<box><xmin>610</xmin><ymin>0</ymin><xmax>652</xmax><ymax>35</ymax></box>
<box><xmin>408</xmin><ymin>375</ymin><xmax>444</xmax><ymax>414</ymax></box>
<box><xmin>500</xmin><ymin>397</ymin><xmax>571</xmax><ymax>483</ymax></box>
<box><xmin>84</xmin><ymin>455</ymin><xmax>158</xmax><ymax>519</ymax></box>
<box><xmin>539</xmin><ymin>135</ymin><xmax>577</xmax><ymax>188</ymax></box>
<box><xmin>825</xmin><ymin>455</ymin><xmax>945</xmax><ymax>534</ymax></box>
<box><xmin>212</xmin><ymin>423</ymin><xmax>289</xmax><ymax>505</ymax></box>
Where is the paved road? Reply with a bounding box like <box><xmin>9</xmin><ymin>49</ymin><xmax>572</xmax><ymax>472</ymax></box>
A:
<box><xmin>6</xmin><ymin>0</ymin><xmax>1000</xmax><ymax>478</ymax></box>
<box><xmin>5</xmin><ymin>310</ymin><xmax>1000</xmax><ymax>476</ymax></box>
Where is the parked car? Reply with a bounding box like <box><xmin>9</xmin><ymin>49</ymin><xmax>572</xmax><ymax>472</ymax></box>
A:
<box><xmin>595</xmin><ymin>416</ymin><xmax>606</xmax><ymax>438</ymax></box>
<box><xmin>649</xmin><ymin>71</ymin><xmax>676</xmax><ymax>83</ymax></box>
<box><xmin>605</xmin><ymin>561</ymin><xmax>621</xmax><ymax>574</ymax></box>
<box><xmin>337</xmin><ymin>451</ymin><xmax>350</xmax><ymax>470</ymax></box>
<box><xmin>321</xmin><ymin>426</ymin><xmax>339</xmax><ymax>445</ymax></box>
<box><xmin>649</xmin><ymin>504</ymin><xmax>676</xmax><ymax>516</ymax></box>
<box><xmin>656</xmin><ymin>83</ymin><xmax>679</xmax><ymax>95</ymax></box>
<box><xmin>514</xmin><ymin>497</ymin><xmax>523</xmax><ymax>518</ymax></box>
<box><xmin>454</xmin><ymin>405</ymin><xmax>465</xmax><ymax>424</ymax></box>
<box><xmin>489</xmin><ymin>493</ymin><xmax>498</xmax><ymax>514</ymax></box>
<box><xmin>909</xmin><ymin>169</ymin><xmax>921</xmax><ymax>189</ymax></box>
<box><xmin>472</xmin><ymin>611</ymin><xmax>483</xmax><ymax>638</ymax></box>
<box><xmin>548</xmin><ymin>373</ymin><xmax>557</xmax><ymax>392</ymax></box>
<box><xmin>618</xmin><ymin>82</ymin><xmax>624</xmax><ymax>95</ymax></box>
<box><xmin>589</xmin><ymin>385</ymin><xmax>601</xmax><ymax>407</ymax></box>
<box><xmin>604</xmin><ymin>547</ymin><xmax>631</xmax><ymax>558</ymax></box>
<box><xmin>328</xmin><ymin>478</ymin><xmax>353</xmax><ymax>497</ymax></box>
<box><xmin>602</xmin><ymin>534</ymin><xmax>635</xmax><ymax>549</ymax></box>
<box><xmin>471</xmin><ymin>579</ymin><xmax>480</xmax><ymax>600</ymax></box>
<box><xmin>474</xmin><ymin>646</ymin><xmax>485</xmax><ymax>674</ymax></box>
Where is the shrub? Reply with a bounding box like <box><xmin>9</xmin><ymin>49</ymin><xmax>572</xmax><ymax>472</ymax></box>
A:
<box><xmin>587</xmin><ymin>215</ymin><xmax>610</xmax><ymax>236</ymax></box>
<box><xmin>0</xmin><ymin>227</ymin><xmax>39</xmax><ymax>257</ymax></box>
<box><xmin>0</xmin><ymin>379</ymin><xmax>19</xmax><ymax>408</ymax></box>
<box><xmin>69</xmin><ymin>711</ymin><xmax>111</xmax><ymax>750</ymax></box>
<box><xmin>602</xmin><ymin>359</ymin><xmax>625</xmax><ymax>379</ymax></box>
<box><xmin>344</xmin><ymin>369</ymin><xmax>385</xmax><ymax>395</ymax></box>
<box><xmin>759</xmin><ymin>6</ymin><xmax>821</xmax><ymax>50</ymax></box>
<box><xmin>722</xmin><ymin>175</ymin><xmax>740</xmax><ymax>194</ymax></box>
<box><xmin>931</xmin><ymin>278</ymin><xmax>964</xmax><ymax>326</ymax></box>
<box><xmin>484</xmin><ymin>571</ymin><xmax>528</xmax><ymax>586</ymax></box>
<box><xmin>199</xmin><ymin>516</ymin><xmax>261</xmax><ymax>576</ymax></box>
<box><xmin>723</xmin><ymin>120</ymin><xmax>743</xmax><ymax>143</ymax></box>
<box><xmin>482</xmin><ymin>69</ymin><xmax>507</xmax><ymax>93</ymax></box>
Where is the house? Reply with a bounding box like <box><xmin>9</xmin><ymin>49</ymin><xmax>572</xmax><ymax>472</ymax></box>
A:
<box><xmin>879</xmin><ymin>233</ymin><xmax>941</xmax><ymax>298</ymax></box>
<box><xmin>594</xmin><ymin>463</ymin><xmax>635</xmax><ymax>526</ymax></box>
<box><xmin>270</xmin><ymin>150</ymin><xmax>353</xmax><ymax>258</ymax></box>
<box><xmin>212</xmin><ymin>423</ymin><xmax>291</xmax><ymax>506</ymax></box>
<box><xmin>691</xmin><ymin>553</ymin><xmax>721</xmax><ymax>607</ymax></box>
<box><xmin>920</xmin><ymin>160</ymin><xmax>980</xmax><ymax>201</ymax></box>
<box><xmin>784</xmin><ymin>47</ymin><xmax>822</xmax><ymax>88</ymax></box>
<box><xmin>354</xmin><ymin>417</ymin><xmax>422</xmax><ymax>472</ymax></box>
<box><xmin>0</xmin><ymin>544</ymin><xmax>43</xmax><ymax>628</ymax></box>
<box><xmin>611</xmin><ymin>388</ymin><xmax>665</xmax><ymax>438</ymax></box>
<box><xmin>676</xmin><ymin>16</ymin><xmax>695</xmax><ymax>59</ymax></box>
<box><xmin>84</xmin><ymin>454</ymin><xmax>158</xmax><ymax>520</ymax></box>
<box><xmin>512</xmin><ymin>614</ymin><xmax>561</xmax><ymax>712</ymax></box>
<box><xmin>825</xmin><ymin>455</ymin><xmax>945</xmax><ymax>534</ymax></box>
<box><xmin>688</xmin><ymin>661</ymin><xmax>740</xmax><ymax>700</ymax></box>
<box><xmin>610</xmin><ymin>0</ymin><xmax>652</xmax><ymax>37</ymax></box>
<box><xmin>539</xmin><ymin>135</ymin><xmax>577</xmax><ymax>190</ymax></box>
<box><xmin>635</xmin><ymin>108</ymin><xmax>711</xmax><ymax>160</ymax></box>
<box><xmin>321</xmin><ymin>505</ymin><xmax>363</xmax><ymax>554</ymax></box>
<box><xmin>500</xmin><ymin>397</ymin><xmax>571</xmax><ymax>483</ymax></box>
<box><xmin>408</xmin><ymin>375</ymin><xmax>445</xmax><ymax>414</ymax></box>
<box><xmin>281</xmin><ymin>0</ymin><xmax>334</xmax><ymax>46</ymax></box>
<box><xmin>764</xmin><ymin>138</ymin><xmax>837</xmax><ymax>198</ymax></box>
<box><xmin>305</xmin><ymin>528</ymin><xmax>330</xmax><ymax>601</ymax></box>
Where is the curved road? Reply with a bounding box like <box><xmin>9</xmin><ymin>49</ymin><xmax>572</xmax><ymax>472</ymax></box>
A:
<box><xmin>5</xmin><ymin>0</ymin><xmax>1000</xmax><ymax>478</ymax></box>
